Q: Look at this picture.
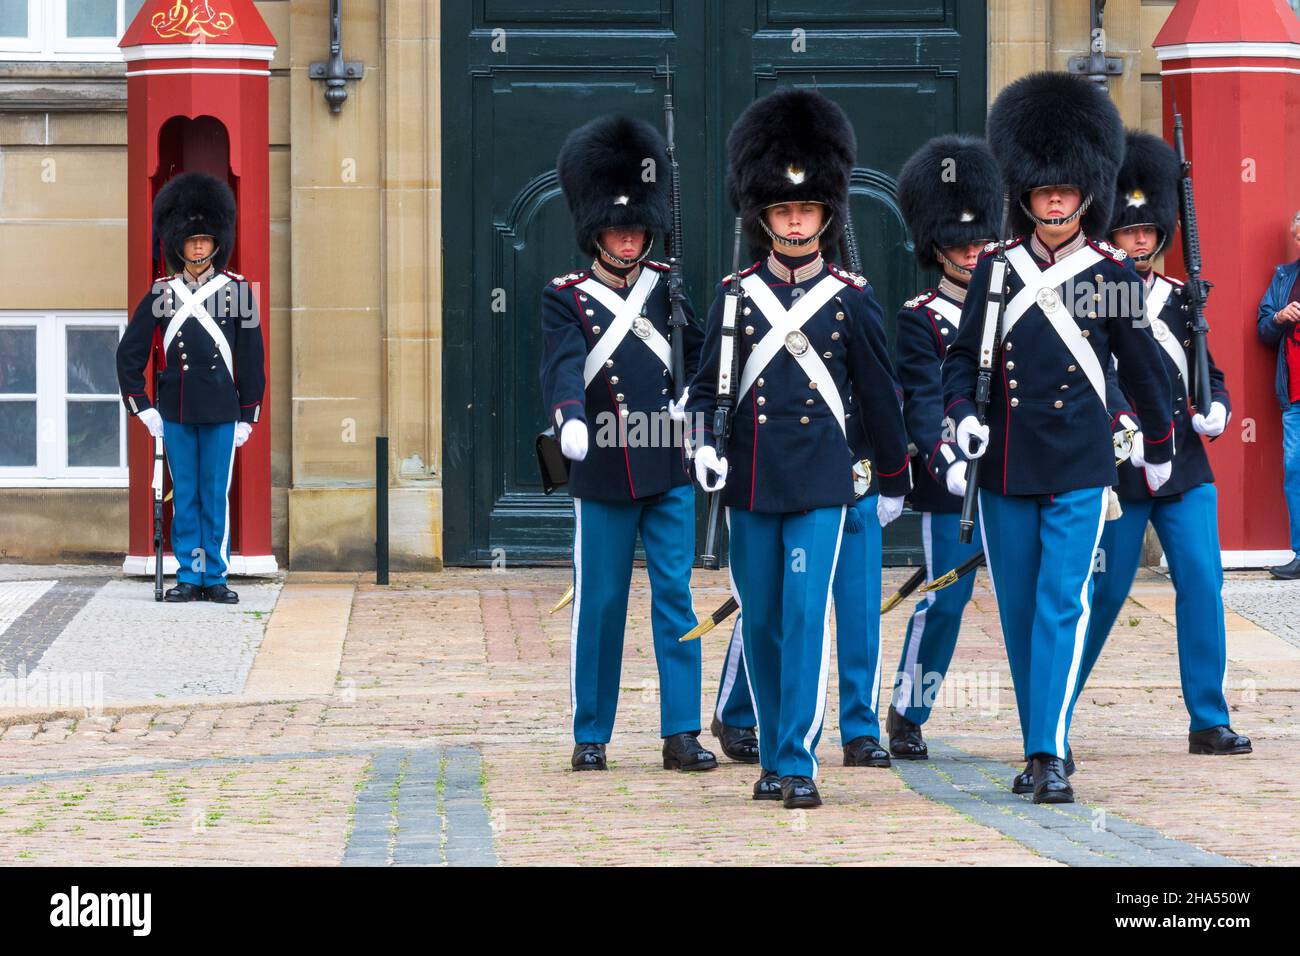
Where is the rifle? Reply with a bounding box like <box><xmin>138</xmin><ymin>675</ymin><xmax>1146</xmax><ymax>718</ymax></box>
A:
<box><xmin>701</xmin><ymin>218</ymin><xmax>745</xmax><ymax>570</ymax></box>
<box><xmin>1172</xmin><ymin>107</ymin><xmax>1214</xmax><ymax>414</ymax></box>
<box><xmin>663</xmin><ymin>61</ymin><xmax>688</xmax><ymax>402</ymax></box>
<box><xmin>958</xmin><ymin>199</ymin><xmax>1012</xmax><ymax>544</ymax></box>
<box><xmin>151</xmin><ymin>357</ymin><xmax>165</xmax><ymax>601</ymax></box>
<box><xmin>841</xmin><ymin>205</ymin><xmax>862</xmax><ymax>274</ymax></box>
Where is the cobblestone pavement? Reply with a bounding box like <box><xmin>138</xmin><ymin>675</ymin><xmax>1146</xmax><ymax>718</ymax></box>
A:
<box><xmin>0</xmin><ymin>563</ymin><xmax>1295</xmax><ymax>866</ymax></box>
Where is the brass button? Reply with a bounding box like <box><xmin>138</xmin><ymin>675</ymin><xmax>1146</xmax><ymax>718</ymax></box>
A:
<box><xmin>1060</xmin><ymin>384</ymin><xmax>1068</xmax><ymax>391</ymax></box>
<box><xmin>182</xmin><ymin>364</ymin><xmax>189</xmax><ymax>371</ymax></box>
<box><xmin>835</xmin><ymin>311</ymin><xmax>845</xmax><ymax>321</ymax></box>
<box><xmin>745</xmin><ymin>325</ymin><xmax>755</xmax><ymax>335</ymax></box>
<box><xmin>210</xmin><ymin>365</ymin><xmax>216</xmax><ymax>371</ymax></box>
<box><xmin>800</xmin><ymin>416</ymin><xmax>810</xmax><ymax>425</ymax></box>
<box><xmin>1088</xmin><ymin>311</ymin><xmax>1097</xmax><ymax>319</ymax></box>
<box><xmin>757</xmin><ymin>396</ymin><xmax>766</xmax><ymax>406</ymax></box>
<box><xmin>181</xmin><ymin>353</ymin><xmax>187</xmax><ymax>359</ymax></box>
<box><xmin>831</xmin><ymin>331</ymin><xmax>840</xmax><ymax>341</ymax></box>
<box><xmin>1067</xmin><ymin>364</ymin><xmax>1076</xmax><ymax>372</ymax></box>
<box><xmin>616</xmin><ymin>393</ymin><xmax>625</xmax><ymax>402</ymax></box>
<box><xmin>823</xmin><ymin>351</ymin><xmax>832</xmax><ymax>359</ymax></box>
<box><xmin>808</xmin><ymin>381</ymin><xmax>818</xmax><ymax>390</ymax></box>
<box><xmin>1006</xmin><ymin>360</ymin><xmax>1015</xmax><ymax>370</ymax></box>
<box><xmin>1054</xmin><ymin>400</ymin><xmax>1064</xmax><ymax>409</ymax></box>
<box><xmin>757</xmin><ymin>378</ymin><xmax>765</xmax><ymax>387</ymax></box>
<box><xmin>758</xmin><ymin>414</ymin><xmax>768</xmax><ymax>424</ymax></box>
<box><xmin>1010</xmin><ymin>397</ymin><xmax>1019</xmax><ymax>407</ymax></box>
<box><xmin>1094</xmin><ymin>273</ymin><xmax>1104</xmax><ymax>282</ymax></box>
<box><xmin>1183</xmin><ymin>339</ymin><xmax>1190</xmax><ymax>347</ymax></box>
<box><xmin>1005</xmin><ymin>342</ymin><xmax>1013</xmax><ymax>351</ymax></box>
<box><xmin>1092</xmin><ymin>292</ymin><xmax>1101</xmax><ymax>301</ymax></box>
<box><xmin>941</xmin><ymin>328</ymin><xmax>950</xmax><ymax>335</ymax></box>
<box><xmin>1081</xmin><ymin>330</ymin><xmax>1090</xmax><ymax>338</ymax></box>
<box><xmin>1009</xmin><ymin>380</ymin><xmax>1018</xmax><ymax>389</ymax></box>
<box><xmin>609</xmin><ymin>375</ymin><xmax>619</xmax><ymax>385</ymax></box>
<box><xmin>579</xmin><ymin>294</ymin><xmax>588</xmax><ymax>301</ymax></box>
<box><xmin>605</xmin><ymin>359</ymin><xmax>614</xmax><ymax>368</ymax></box>
<box><xmin>221</xmin><ymin>320</ymin><xmax>227</xmax><ymax>326</ymax></box>
<box><xmin>592</xmin><ymin>325</ymin><xmax>601</xmax><ymax>335</ymax></box>
<box><xmin>744</xmin><ymin>307</ymin><xmax>752</xmax><ymax>315</ymax></box>
<box><xmin>661</xmin><ymin>388</ymin><xmax>669</xmax><ymax>395</ymax></box>
<box><xmin>806</xmin><ymin>398</ymin><xmax>814</xmax><ymax>406</ymax></box>
<box><xmin>585</xmin><ymin>309</ymin><xmax>595</xmax><ymax>317</ymax></box>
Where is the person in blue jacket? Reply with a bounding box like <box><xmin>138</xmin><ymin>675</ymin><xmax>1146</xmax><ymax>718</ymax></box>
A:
<box><xmin>885</xmin><ymin>134</ymin><xmax>1003</xmax><ymax>761</ymax></box>
<box><xmin>1069</xmin><ymin>130</ymin><xmax>1251</xmax><ymax>760</ymax></box>
<box><xmin>1256</xmin><ymin>211</ymin><xmax>1300</xmax><ymax>579</ymax></box>
<box><xmin>539</xmin><ymin>115</ymin><xmax>713</xmax><ymax>774</ymax></box>
<box><xmin>943</xmin><ymin>73</ymin><xmax>1175</xmax><ymax>804</ymax></box>
<box><xmin>688</xmin><ymin>89</ymin><xmax>911</xmax><ymax>809</ymax></box>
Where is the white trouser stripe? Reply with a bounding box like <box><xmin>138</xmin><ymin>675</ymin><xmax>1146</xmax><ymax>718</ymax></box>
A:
<box><xmin>893</xmin><ymin>511</ymin><xmax>936</xmax><ymax>712</ymax></box>
<box><xmin>218</xmin><ymin>428</ymin><xmax>237</xmax><ymax>576</ymax></box>
<box><xmin>716</xmin><ymin>616</ymin><xmax>745</xmax><ymax>722</ymax></box>
<box><xmin>569</xmin><ymin>498</ymin><xmax>583</xmax><ymax>717</ymax></box>
<box><xmin>723</xmin><ymin>511</ymin><xmax>761</xmax><ymax>727</ymax></box>
<box><xmin>1055</xmin><ymin>489</ymin><xmax>1109</xmax><ymax>757</ymax></box>
<box><xmin>804</xmin><ymin>507</ymin><xmax>846</xmax><ymax>779</ymax></box>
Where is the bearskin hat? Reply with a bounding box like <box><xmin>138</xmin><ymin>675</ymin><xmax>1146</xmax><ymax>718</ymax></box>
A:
<box><xmin>153</xmin><ymin>171</ymin><xmax>237</xmax><ymax>274</ymax></box>
<box><xmin>986</xmin><ymin>72</ymin><xmax>1125</xmax><ymax>239</ymax></box>
<box><xmin>726</xmin><ymin>88</ymin><xmax>856</xmax><ymax>253</ymax></box>
<box><xmin>1109</xmin><ymin>129</ymin><xmax>1180</xmax><ymax>250</ymax></box>
<box><xmin>556</xmin><ymin>114</ymin><xmax>671</xmax><ymax>259</ymax></box>
<box><xmin>897</xmin><ymin>135</ymin><xmax>1003</xmax><ymax>269</ymax></box>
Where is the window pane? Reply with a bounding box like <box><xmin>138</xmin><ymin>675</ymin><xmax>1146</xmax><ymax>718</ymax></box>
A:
<box><xmin>125</xmin><ymin>0</ymin><xmax>146</xmax><ymax>30</ymax></box>
<box><xmin>66</xmin><ymin>0</ymin><xmax>116</xmax><ymax>38</ymax></box>
<box><xmin>0</xmin><ymin>327</ymin><xmax>36</xmax><ymax>394</ymax></box>
<box><xmin>67</xmin><ymin>327</ymin><xmax>120</xmax><ymax>394</ymax></box>
<box><xmin>0</xmin><ymin>400</ymin><xmax>37</xmax><ymax>466</ymax></box>
<box><xmin>0</xmin><ymin>0</ymin><xmax>27</xmax><ymax>38</ymax></box>
<box><xmin>67</xmin><ymin>400</ymin><xmax>120</xmax><ymax>467</ymax></box>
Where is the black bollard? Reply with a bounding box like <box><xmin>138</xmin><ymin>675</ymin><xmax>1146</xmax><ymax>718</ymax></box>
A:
<box><xmin>376</xmin><ymin>435</ymin><xmax>389</xmax><ymax>585</ymax></box>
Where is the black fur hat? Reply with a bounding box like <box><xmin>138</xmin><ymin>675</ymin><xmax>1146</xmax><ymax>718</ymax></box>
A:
<box><xmin>726</xmin><ymin>88</ymin><xmax>856</xmax><ymax>253</ymax></box>
<box><xmin>1109</xmin><ymin>129</ymin><xmax>1180</xmax><ymax>250</ymax></box>
<box><xmin>897</xmin><ymin>135</ymin><xmax>1003</xmax><ymax>269</ymax></box>
<box><xmin>153</xmin><ymin>171</ymin><xmax>236</xmax><ymax>273</ymax></box>
<box><xmin>986</xmin><ymin>72</ymin><xmax>1125</xmax><ymax>239</ymax></box>
<box><xmin>556</xmin><ymin>114</ymin><xmax>671</xmax><ymax>259</ymax></box>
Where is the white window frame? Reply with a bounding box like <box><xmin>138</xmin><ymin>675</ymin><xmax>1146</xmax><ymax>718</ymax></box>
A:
<box><xmin>0</xmin><ymin>312</ymin><xmax>129</xmax><ymax>487</ymax></box>
<box><xmin>0</xmin><ymin>0</ymin><xmax>144</xmax><ymax>62</ymax></box>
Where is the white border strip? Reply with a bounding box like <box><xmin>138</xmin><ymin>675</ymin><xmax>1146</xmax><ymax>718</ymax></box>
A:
<box><xmin>1157</xmin><ymin>41</ymin><xmax>1300</xmax><ymax>61</ymax></box>
<box><xmin>122</xmin><ymin>43</ymin><xmax>275</xmax><ymax>62</ymax></box>
<box><xmin>127</xmin><ymin>67</ymin><xmax>271</xmax><ymax>77</ymax></box>
<box><xmin>1165</xmin><ymin>550</ymin><xmax>1296</xmax><ymax>571</ymax></box>
<box><xmin>123</xmin><ymin>554</ymin><xmax>279</xmax><ymax>576</ymax></box>
<box><xmin>1162</xmin><ymin>66</ymin><xmax>1300</xmax><ymax>76</ymax></box>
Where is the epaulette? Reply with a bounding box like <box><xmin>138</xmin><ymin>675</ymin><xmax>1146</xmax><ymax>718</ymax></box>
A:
<box><xmin>222</xmin><ymin>269</ymin><xmax>246</xmax><ymax>281</ymax></box>
<box><xmin>981</xmin><ymin>236</ymin><xmax>1024</xmax><ymax>257</ymax></box>
<box><xmin>721</xmin><ymin>261</ymin><xmax>762</xmax><ymax>284</ymax></box>
<box><xmin>1161</xmin><ymin>272</ymin><xmax>1184</xmax><ymax>287</ymax></box>
<box><xmin>550</xmin><ymin>270</ymin><xmax>587</xmax><ymax>289</ymax></box>
<box><xmin>1090</xmin><ymin>238</ymin><xmax>1128</xmax><ymax>261</ymax></box>
<box><xmin>902</xmin><ymin>290</ymin><xmax>937</xmax><ymax>311</ymax></box>
<box><xmin>644</xmin><ymin>260</ymin><xmax>671</xmax><ymax>272</ymax></box>
<box><xmin>828</xmin><ymin>262</ymin><xmax>868</xmax><ymax>289</ymax></box>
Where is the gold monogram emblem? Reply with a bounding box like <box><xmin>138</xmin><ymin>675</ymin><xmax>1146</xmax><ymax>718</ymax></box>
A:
<box><xmin>152</xmin><ymin>0</ymin><xmax>236</xmax><ymax>40</ymax></box>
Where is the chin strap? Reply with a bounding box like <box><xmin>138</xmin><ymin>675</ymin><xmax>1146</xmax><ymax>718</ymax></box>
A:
<box><xmin>759</xmin><ymin>213</ymin><xmax>833</xmax><ymax>249</ymax></box>
<box><xmin>1127</xmin><ymin>231</ymin><xmax>1167</xmax><ymax>265</ymax></box>
<box><xmin>596</xmin><ymin>235</ymin><xmax>654</xmax><ymax>268</ymax></box>
<box><xmin>1019</xmin><ymin>193</ymin><xmax>1093</xmax><ymax>228</ymax></box>
<box><xmin>934</xmin><ymin>245</ymin><xmax>979</xmax><ymax>278</ymax></box>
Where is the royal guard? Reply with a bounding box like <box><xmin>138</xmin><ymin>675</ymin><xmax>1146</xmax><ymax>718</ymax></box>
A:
<box><xmin>885</xmin><ymin>135</ymin><xmax>1003</xmax><ymax>761</ymax></box>
<box><xmin>116</xmin><ymin>173</ymin><xmax>264</xmax><ymax>604</ymax></box>
<box><xmin>943</xmin><ymin>73</ymin><xmax>1175</xmax><ymax>803</ymax></box>
<box><xmin>689</xmin><ymin>89</ymin><xmax>911</xmax><ymax>809</ymax></box>
<box><xmin>540</xmin><ymin>115</ymin><xmax>713</xmax><ymax>774</ymax></box>
<box><xmin>1073</xmin><ymin>130</ymin><xmax>1251</xmax><ymax>756</ymax></box>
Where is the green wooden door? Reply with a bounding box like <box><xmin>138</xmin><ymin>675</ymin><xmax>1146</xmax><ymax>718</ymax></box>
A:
<box><xmin>442</xmin><ymin>0</ymin><xmax>986</xmax><ymax>566</ymax></box>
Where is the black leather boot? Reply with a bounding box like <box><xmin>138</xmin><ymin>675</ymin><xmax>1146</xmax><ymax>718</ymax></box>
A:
<box><xmin>710</xmin><ymin>715</ymin><xmax>759</xmax><ymax>764</ymax></box>
<box><xmin>1030</xmin><ymin>754</ymin><xmax>1074</xmax><ymax>804</ymax></box>
<box><xmin>1013</xmin><ymin>749</ymin><xmax>1074</xmax><ymax>794</ymax></box>
<box><xmin>571</xmin><ymin>742</ymin><xmax>607</xmax><ymax>771</ymax></box>
<box><xmin>662</xmin><ymin>732</ymin><xmax>718</xmax><ymax>771</ymax></box>
<box><xmin>203</xmin><ymin>583</ymin><xmax>240</xmax><ymax>604</ymax></box>
<box><xmin>1188</xmin><ymin>725</ymin><xmax>1252</xmax><ymax>755</ymax></box>
<box><xmin>843</xmin><ymin>736</ymin><xmax>891</xmax><ymax>767</ymax></box>
<box><xmin>164</xmin><ymin>582</ymin><xmax>203</xmax><ymax>603</ymax></box>
<box><xmin>886</xmin><ymin>705</ymin><xmax>928</xmax><ymax>760</ymax></box>
<box><xmin>1268</xmin><ymin>556</ymin><xmax>1300</xmax><ymax>580</ymax></box>
<box><xmin>752</xmin><ymin>769</ymin><xmax>782</xmax><ymax>801</ymax></box>
<box><xmin>780</xmin><ymin>775</ymin><xmax>822</xmax><ymax>809</ymax></box>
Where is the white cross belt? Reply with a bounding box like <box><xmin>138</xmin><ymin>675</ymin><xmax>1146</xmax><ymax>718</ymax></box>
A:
<box><xmin>577</xmin><ymin>269</ymin><xmax>668</xmax><ymax>389</ymax></box>
<box><xmin>163</xmin><ymin>275</ymin><xmax>234</xmax><ymax>377</ymax></box>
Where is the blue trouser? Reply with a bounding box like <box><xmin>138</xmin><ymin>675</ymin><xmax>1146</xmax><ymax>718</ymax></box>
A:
<box><xmin>162</xmin><ymin>419</ymin><xmax>236</xmax><ymax>587</ymax></box>
<box><xmin>891</xmin><ymin>511</ymin><xmax>984</xmax><ymax>725</ymax></box>
<box><xmin>714</xmin><ymin>496</ymin><xmax>881</xmax><ymax>743</ymax></box>
<box><xmin>570</xmin><ymin>485</ymin><xmax>700</xmax><ymax>743</ymax></box>
<box><xmin>727</xmin><ymin>504</ymin><xmax>846</xmax><ymax>779</ymax></box>
<box><xmin>1075</xmin><ymin>484</ymin><xmax>1231</xmax><ymax>732</ymax></box>
<box><xmin>1283</xmin><ymin>403</ymin><xmax>1300</xmax><ymax>555</ymax></box>
<box><xmin>978</xmin><ymin>487</ymin><xmax>1108</xmax><ymax>760</ymax></box>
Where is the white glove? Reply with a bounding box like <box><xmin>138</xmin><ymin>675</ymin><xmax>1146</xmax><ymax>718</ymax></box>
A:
<box><xmin>955</xmin><ymin>415</ymin><xmax>989</xmax><ymax>460</ymax></box>
<box><xmin>668</xmin><ymin>387</ymin><xmax>689</xmax><ymax>423</ymax></box>
<box><xmin>1128</xmin><ymin>431</ymin><xmax>1146</xmax><ymax>469</ymax></box>
<box><xmin>560</xmin><ymin>419</ymin><xmax>588</xmax><ymax>461</ymax></box>
<box><xmin>1145</xmin><ymin>459</ymin><xmax>1172</xmax><ymax>492</ymax></box>
<box><xmin>234</xmin><ymin>422</ymin><xmax>253</xmax><ymax>448</ymax></box>
<box><xmin>694</xmin><ymin>444</ymin><xmax>728</xmax><ymax>492</ymax></box>
<box><xmin>877</xmin><ymin>495</ymin><xmax>905</xmax><ymax>528</ymax></box>
<box><xmin>945</xmin><ymin>459</ymin><xmax>968</xmax><ymax>498</ymax></box>
<box><xmin>1192</xmin><ymin>401</ymin><xmax>1228</xmax><ymax>437</ymax></box>
<box><xmin>137</xmin><ymin>407</ymin><xmax>165</xmax><ymax>439</ymax></box>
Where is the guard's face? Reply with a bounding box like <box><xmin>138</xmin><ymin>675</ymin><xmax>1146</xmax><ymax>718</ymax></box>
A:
<box><xmin>1027</xmin><ymin>185</ymin><xmax>1082</xmax><ymax>222</ymax></box>
<box><xmin>765</xmin><ymin>203</ymin><xmax>824</xmax><ymax>242</ymax></box>
<box><xmin>599</xmin><ymin>226</ymin><xmax>647</xmax><ymax>262</ymax></box>
<box><xmin>942</xmin><ymin>241</ymin><xmax>986</xmax><ymax>271</ymax></box>
<box><xmin>183</xmin><ymin>235</ymin><xmax>215</xmax><ymax>263</ymax></box>
<box><xmin>1111</xmin><ymin>224</ymin><xmax>1158</xmax><ymax>260</ymax></box>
